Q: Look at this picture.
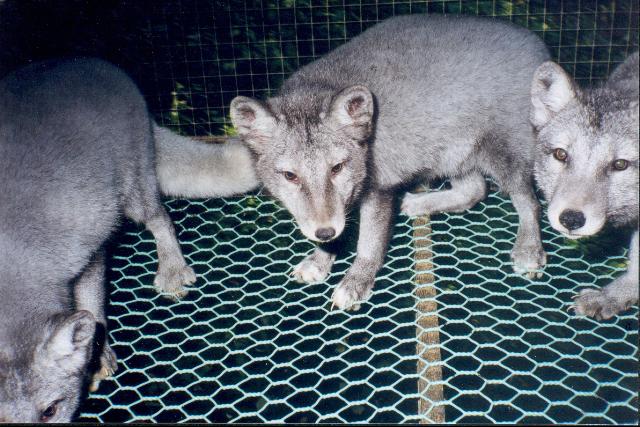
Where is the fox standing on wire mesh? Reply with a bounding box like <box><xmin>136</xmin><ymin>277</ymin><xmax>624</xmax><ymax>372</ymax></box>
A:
<box><xmin>230</xmin><ymin>14</ymin><xmax>550</xmax><ymax>311</ymax></box>
<box><xmin>530</xmin><ymin>52</ymin><xmax>639</xmax><ymax>320</ymax></box>
<box><xmin>0</xmin><ymin>58</ymin><xmax>257</xmax><ymax>422</ymax></box>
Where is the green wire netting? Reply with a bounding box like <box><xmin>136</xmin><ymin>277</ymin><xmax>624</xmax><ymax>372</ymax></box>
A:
<box><xmin>66</xmin><ymin>0</ymin><xmax>639</xmax><ymax>423</ymax></box>
<box><xmin>78</xmin><ymin>189</ymin><xmax>638</xmax><ymax>423</ymax></box>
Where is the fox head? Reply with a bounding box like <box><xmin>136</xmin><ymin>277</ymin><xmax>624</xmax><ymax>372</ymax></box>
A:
<box><xmin>0</xmin><ymin>310</ymin><xmax>96</xmax><ymax>423</ymax></box>
<box><xmin>230</xmin><ymin>85</ymin><xmax>374</xmax><ymax>242</ymax></box>
<box><xmin>530</xmin><ymin>60</ymin><xmax>639</xmax><ymax>238</ymax></box>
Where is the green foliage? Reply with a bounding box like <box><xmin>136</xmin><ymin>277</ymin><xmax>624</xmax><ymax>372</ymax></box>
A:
<box><xmin>563</xmin><ymin>225</ymin><xmax>632</xmax><ymax>268</ymax></box>
<box><xmin>159</xmin><ymin>0</ymin><xmax>637</xmax><ymax>137</ymax></box>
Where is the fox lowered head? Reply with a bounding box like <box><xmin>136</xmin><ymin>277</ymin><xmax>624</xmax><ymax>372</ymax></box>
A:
<box><xmin>530</xmin><ymin>60</ymin><xmax>639</xmax><ymax>239</ymax></box>
<box><xmin>0</xmin><ymin>311</ymin><xmax>96</xmax><ymax>423</ymax></box>
<box><xmin>230</xmin><ymin>85</ymin><xmax>374</xmax><ymax>243</ymax></box>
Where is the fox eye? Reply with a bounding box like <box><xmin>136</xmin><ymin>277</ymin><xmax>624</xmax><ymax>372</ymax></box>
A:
<box><xmin>331</xmin><ymin>162</ymin><xmax>345</xmax><ymax>176</ymax></box>
<box><xmin>40</xmin><ymin>400</ymin><xmax>60</xmax><ymax>422</ymax></box>
<box><xmin>612</xmin><ymin>159</ymin><xmax>628</xmax><ymax>171</ymax></box>
<box><xmin>553</xmin><ymin>148</ymin><xmax>568</xmax><ymax>162</ymax></box>
<box><xmin>283</xmin><ymin>171</ymin><xmax>299</xmax><ymax>183</ymax></box>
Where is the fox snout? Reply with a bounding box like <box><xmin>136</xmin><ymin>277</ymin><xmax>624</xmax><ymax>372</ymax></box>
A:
<box><xmin>295</xmin><ymin>213</ymin><xmax>346</xmax><ymax>243</ymax></box>
<box><xmin>315</xmin><ymin>227</ymin><xmax>336</xmax><ymax>241</ymax></box>
<box><xmin>546</xmin><ymin>175</ymin><xmax>609</xmax><ymax>238</ymax></box>
<box><xmin>293</xmin><ymin>190</ymin><xmax>348</xmax><ymax>243</ymax></box>
<box><xmin>548</xmin><ymin>203</ymin><xmax>606</xmax><ymax>238</ymax></box>
<box><xmin>302</xmin><ymin>220</ymin><xmax>345</xmax><ymax>243</ymax></box>
<box><xmin>558</xmin><ymin>209</ymin><xmax>586</xmax><ymax>231</ymax></box>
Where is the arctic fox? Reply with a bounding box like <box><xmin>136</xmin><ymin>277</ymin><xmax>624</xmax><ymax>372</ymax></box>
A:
<box><xmin>0</xmin><ymin>58</ymin><xmax>257</xmax><ymax>422</ymax></box>
<box><xmin>230</xmin><ymin>15</ymin><xmax>550</xmax><ymax>311</ymax></box>
<box><xmin>530</xmin><ymin>52</ymin><xmax>639</xmax><ymax>320</ymax></box>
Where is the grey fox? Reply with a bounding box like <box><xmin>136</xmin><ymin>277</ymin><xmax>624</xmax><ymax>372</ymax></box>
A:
<box><xmin>0</xmin><ymin>58</ymin><xmax>257</xmax><ymax>422</ymax></box>
<box><xmin>530</xmin><ymin>52</ymin><xmax>639</xmax><ymax>320</ymax></box>
<box><xmin>230</xmin><ymin>15</ymin><xmax>550</xmax><ymax>311</ymax></box>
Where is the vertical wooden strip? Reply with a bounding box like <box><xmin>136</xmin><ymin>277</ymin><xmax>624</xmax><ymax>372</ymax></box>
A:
<box><xmin>413</xmin><ymin>215</ymin><xmax>445</xmax><ymax>423</ymax></box>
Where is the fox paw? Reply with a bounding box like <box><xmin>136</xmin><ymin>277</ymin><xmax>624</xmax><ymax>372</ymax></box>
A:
<box><xmin>331</xmin><ymin>277</ymin><xmax>373</xmax><ymax>311</ymax></box>
<box><xmin>89</xmin><ymin>344</ymin><xmax>117</xmax><ymax>392</ymax></box>
<box><xmin>511</xmin><ymin>243</ymin><xmax>546</xmax><ymax>278</ymax></box>
<box><xmin>400</xmin><ymin>192</ymin><xmax>429</xmax><ymax>217</ymax></box>
<box><xmin>570</xmin><ymin>288</ymin><xmax>633</xmax><ymax>320</ymax></box>
<box><xmin>154</xmin><ymin>264</ymin><xmax>196</xmax><ymax>300</ymax></box>
<box><xmin>291</xmin><ymin>255</ymin><xmax>333</xmax><ymax>284</ymax></box>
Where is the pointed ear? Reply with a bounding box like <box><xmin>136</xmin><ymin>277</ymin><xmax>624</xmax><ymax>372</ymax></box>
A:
<box><xmin>530</xmin><ymin>61</ymin><xmax>578</xmax><ymax>129</ymax></box>
<box><xmin>328</xmin><ymin>85</ymin><xmax>374</xmax><ymax>141</ymax></box>
<box><xmin>45</xmin><ymin>310</ymin><xmax>96</xmax><ymax>373</ymax></box>
<box><xmin>230</xmin><ymin>96</ymin><xmax>276</xmax><ymax>151</ymax></box>
<box><xmin>608</xmin><ymin>51</ymin><xmax>639</xmax><ymax>84</ymax></box>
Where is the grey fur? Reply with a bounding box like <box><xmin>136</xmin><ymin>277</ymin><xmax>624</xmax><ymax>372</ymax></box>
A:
<box><xmin>531</xmin><ymin>52</ymin><xmax>639</xmax><ymax>320</ymax></box>
<box><xmin>154</xmin><ymin>124</ymin><xmax>259</xmax><ymax>199</ymax></box>
<box><xmin>230</xmin><ymin>15</ymin><xmax>551</xmax><ymax>310</ymax></box>
<box><xmin>0</xmin><ymin>58</ymin><xmax>258</xmax><ymax>422</ymax></box>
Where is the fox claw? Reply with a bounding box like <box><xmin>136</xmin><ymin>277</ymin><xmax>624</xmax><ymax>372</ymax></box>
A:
<box><xmin>154</xmin><ymin>264</ymin><xmax>196</xmax><ymax>300</ymax></box>
<box><xmin>89</xmin><ymin>344</ymin><xmax>117</xmax><ymax>393</ymax></box>
<box><xmin>291</xmin><ymin>256</ymin><xmax>332</xmax><ymax>284</ymax></box>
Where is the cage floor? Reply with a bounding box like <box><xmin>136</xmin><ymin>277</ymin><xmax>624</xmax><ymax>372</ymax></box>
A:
<box><xmin>78</xmin><ymin>190</ymin><xmax>638</xmax><ymax>423</ymax></box>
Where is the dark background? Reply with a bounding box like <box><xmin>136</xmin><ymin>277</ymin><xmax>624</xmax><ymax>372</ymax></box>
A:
<box><xmin>1</xmin><ymin>0</ymin><xmax>637</xmax><ymax>137</ymax></box>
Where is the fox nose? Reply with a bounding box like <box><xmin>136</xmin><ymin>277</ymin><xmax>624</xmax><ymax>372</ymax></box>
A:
<box><xmin>559</xmin><ymin>209</ymin><xmax>586</xmax><ymax>231</ymax></box>
<box><xmin>315</xmin><ymin>227</ymin><xmax>336</xmax><ymax>241</ymax></box>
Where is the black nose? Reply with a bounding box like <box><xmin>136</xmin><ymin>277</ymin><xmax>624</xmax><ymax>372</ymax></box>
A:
<box><xmin>315</xmin><ymin>227</ymin><xmax>336</xmax><ymax>241</ymax></box>
<box><xmin>559</xmin><ymin>209</ymin><xmax>586</xmax><ymax>231</ymax></box>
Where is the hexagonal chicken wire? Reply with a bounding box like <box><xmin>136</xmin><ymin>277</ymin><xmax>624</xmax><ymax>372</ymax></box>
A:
<box><xmin>78</xmin><ymin>191</ymin><xmax>638</xmax><ymax>423</ymax></box>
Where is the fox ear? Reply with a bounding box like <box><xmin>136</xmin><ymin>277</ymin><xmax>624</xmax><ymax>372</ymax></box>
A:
<box><xmin>531</xmin><ymin>61</ymin><xmax>577</xmax><ymax>129</ymax></box>
<box><xmin>45</xmin><ymin>310</ymin><xmax>96</xmax><ymax>373</ymax></box>
<box><xmin>230</xmin><ymin>96</ymin><xmax>276</xmax><ymax>151</ymax></box>
<box><xmin>608</xmin><ymin>51</ymin><xmax>639</xmax><ymax>85</ymax></box>
<box><xmin>329</xmin><ymin>85</ymin><xmax>374</xmax><ymax>141</ymax></box>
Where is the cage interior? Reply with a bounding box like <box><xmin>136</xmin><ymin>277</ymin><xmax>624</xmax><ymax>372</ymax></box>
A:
<box><xmin>7</xmin><ymin>0</ymin><xmax>635</xmax><ymax>423</ymax></box>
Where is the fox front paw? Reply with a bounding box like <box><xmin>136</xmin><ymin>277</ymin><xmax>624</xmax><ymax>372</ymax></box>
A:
<box><xmin>331</xmin><ymin>276</ymin><xmax>374</xmax><ymax>311</ymax></box>
<box><xmin>511</xmin><ymin>242</ymin><xmax>546</xmax><ymax>278</ymax></box>
<box><xmin>89</xmin><ymin>344</ymin><xmax>118</xmax><ymax>392</ymax></box>
<box><xmin>154</xmin><ymin>264</ymin><xmax>196</xmax><ymax>300</ymax></box>
<box><xmin>571</xmin><ymin>288</ymin><xmax>634</xmax><ymax>320</ymax></box>
<box><xmin>291</xmin><ymin>256</ymin><xmax>332</xmax><ymax>284</ymax></box>
<box><xmin>400</xmin><ymin>191</ymin><xmax>429</xmax><ymax>217</ymax></box>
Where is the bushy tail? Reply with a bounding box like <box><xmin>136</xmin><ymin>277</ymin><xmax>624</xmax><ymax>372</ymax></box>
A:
<box><xmin>153</xmin><ymin>124</ymin><xmax>259</xmax><ymax>199</ymax></box>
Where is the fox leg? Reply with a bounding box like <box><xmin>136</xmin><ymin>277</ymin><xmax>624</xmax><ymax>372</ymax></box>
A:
<box><xmin>331</xmin><ymin>189</ymin><xmax>394</xmax><ymax>311</ymax></box>
<box><xmin>73</xmin><ymin>250</ymin><xmax>117</xmax><ymax>391</ymax></box>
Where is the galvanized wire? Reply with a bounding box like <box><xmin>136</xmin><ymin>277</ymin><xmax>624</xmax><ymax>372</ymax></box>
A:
<box><xmin>79</xmin><ymin>191</ymin><xmax>638</xmax><ymax>423</ymax></box>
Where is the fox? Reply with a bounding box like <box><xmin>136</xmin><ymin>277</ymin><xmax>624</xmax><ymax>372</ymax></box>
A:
<box><xmin>0</xmin><ymin>58</ymin><xmax>258</xmax><ymax>422</ymax></box>
<box><xmin>230</xmin><ymin>14</ymin><xmax>550</xmax><ymax>311</ymax></box>
<box><xmin>530</xmin><ymin>52</ymin><xmax>639</xmax><ymax>320</ymax></box>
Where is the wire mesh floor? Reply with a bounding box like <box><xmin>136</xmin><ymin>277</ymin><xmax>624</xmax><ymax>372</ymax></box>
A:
<box><xmin>78</xmin><ymin>188</ymin><xmax>638</xmax><ymax>423</ymax></box>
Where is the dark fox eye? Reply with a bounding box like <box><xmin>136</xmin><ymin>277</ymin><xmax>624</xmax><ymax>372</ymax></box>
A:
<box><xmin>331</xmin><ymin>162</ymin><xmax>344</xmax><ymax>175</ymax></box>
<box><xmin>40</xmin><ymin>401</ymin><xmax>60</xmax><ymax>422</ymax></box>
<box><xmin>613</xmin><ymin>159</ymin><xmax>628</xmax><ymax>171</ymax></box>
<box><xmin>283</xmin><ymin>171</ymin><xmax>299</xmax><ymax>182</ymax></box>
<box><xmin>553</xmin><ymin>148</ymin><xmax>568</xmax><ymax>162</ymax></box>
